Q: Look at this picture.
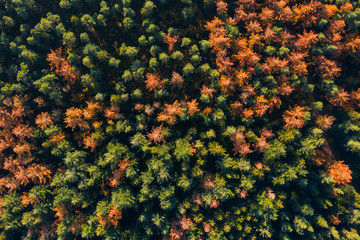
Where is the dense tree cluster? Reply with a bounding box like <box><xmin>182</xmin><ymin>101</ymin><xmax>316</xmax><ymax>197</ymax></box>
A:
<box><xmin>1</xmin><ymin>0</ymin><xmax>360</xmax><ymax>239</ymax></box>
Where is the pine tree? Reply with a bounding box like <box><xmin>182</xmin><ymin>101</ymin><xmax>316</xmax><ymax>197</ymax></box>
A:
<box><xmin>145</xmin><ymin>72</ymin><xmax>163</xmax><ymax>92</ymax></box>
<box><xmin>328</xmin><ymin>161</ymin><xmax>352</xmax><ymax>185</ymax></box>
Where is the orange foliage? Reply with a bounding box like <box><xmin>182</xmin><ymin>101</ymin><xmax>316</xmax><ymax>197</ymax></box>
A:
<box><xmin>64</xmin><ymin>107</ymin><xmax>89</xmax><ymax>131</ymax></box>
<box><xmin>104</xmin><ymin>105</ymin><xmax>121</xmax><ymax>121</ymax></box>
<box><xmin>200</xmin><ymin>85</ymin><xmax>216</xmax><ymax>98</ymax></box>
<box><xmin>235</xmin><ymin>70</ymin><xmax>250</xmax><ymax>87</ymax></box>
<box><xmin>278</xmin><ymin>83</ymin><xmax>294</xmax><ymax>96</ymax></box>
<box><xmin>108</xmin><ymin>205</ymin><xmax>122</xmax><ymax>228</ymax></box>
<box><xmin>263</xmin><ymin>27</ymin><xmax>276</xmax><ymax>44</ymax></box>
<box><xmin>147</xmin><ymin>124</ymin><xmax>165</xmax><ymax>144</ymax></box>
<box><xmin>239</xmin><ymin>189</ymin><xmax>248</xmax><ymax>199</ymax></box>
<box><xmin>324</xmin><ymin>4</ymin><xmax>339</xmax><ymax>18</ymax></box>
<box><xmin>202</xmin><ymin>173</ymin><xmax>215</xmax><ymax>191</ymax></box>
<box><xmin>316</xmin><ymin>115</ymin><xmax>336</xmax><ymax>130</ymax></box>
<box><xmin>260</xmin><ymin>7</ymin><xmax>274</xmax><ymax>23</ymax></box>
<box><xmin>230</xmin><ymin>101</ymin><xmax>243</xmax><ymax>116</ymax></box>
<box><xmin>254</xmin><ymin>95</ymin><xmax>271</xmax><ymax>117</ymax></box>
<box><xmin>218</xmin><ymin>75</ymin><xmax>235</xmax><ymax>95</ymax></box>
<box><xmin>58</xmin><ymin>61</ymin><xmax>77</xmax><ymax>84</ymax></box>
<box><xmin>216</xmin><ymin>0</ymin><xmax>228</xmax><ymax>15</ymax></box>
<box><xmin>318</xmin><ymin>57</ymin><xmax>341</xmax><ymax>80</ymax></box>
<box><xmin>246</xmin><ymin>21</ymin><xmax>263</xmax><ymax>33</ymax></box>
<box><xmin>54</xmin><ymin>204</ymin><xmax>69</xmax><ymax>221</ymax></box>
<box><xmin>49</xmin><ymin>131</ymin><xmax>66</xmax><ymax>145</ymax></box>
<box><xmin>203</xmin><ymin>221</ymin><xmax>211</xmax><ymax>233</ymax></box>
<box><xmin>345</xmin><ymin>36</ymin><xmax>360</xmax><ymax>53</ymax></box>
<box><xmin>82</xmin><ymin>134</ymin><xmax>97</xmax><ymax>152</ymax></box>
<box><xmin>168</xmin><ymin>214</ymin><xmax>193</xmax><ymax>240</ymax></box>
<box><xmin>109</xmin><ymin>159</ymin><xmax>131</xmax><ymax>188</ymax></box>
<box><xmin>46</xmin><ymin>48</ymin><xmax>78</xmax><ymax>84</ymax></box>
<box><xmin>263</xmin><ymin>57</ymin><xmax>289</xmax><ymax>74</ymax></box>
<box><xmin>276</xmin><ymin>2</ymin><xmax>293</xmax><ymax>22</ymax></box>
<box><xmin>170</xmin><ymin>72</ymin><xmax>184</xmax><ymax>88</ymax></box>
<box><xmin>33</xmin><ymin>97</ymin><xmax>46</xmax><ymax>107</ymax></box>
<box><xmin>179</xmin><ymin>215</ymin><xmax>193</xmax><ymax>231</ymax></box>
<box><xmin>145</xmin><ymin>72</ymin><xmax>163</xmax><ymax>92</ymax></box>
<box><xmin>0</xmin><ymin>140</ymin><xmax>10</xmax><ymax>153</ymax></box>
<box><xmin>204</xmin><ymin>17</ymin><xmax>224</xmax><ymax>32</ymax></box>
<box><xmin>21</xmin><ymin>193</ymin><xmax>34</xmax><ymax>206</ymax></box>
<box><xmin>329</xmin><ymin>89</ymin><xmax>350</xmax><ymax>107</ymax></box>
<box><xmin>293</xmin><ymin>3</ymin><xmax>321</xmax><ymax>27</ymax></box>
<box><xmin>279</xmin><ymin>30</ymin><xmax>294</xmax><ymax>46</ymax></box>
<box><xmin>216</xmin><ymin>54</ymin><xmax>234</xmax><ymax>73</ymax></box>
<box><xmin>340</xmin><ymin>2</ymin><xmax>353</xmax><ymax>13</ymax></box>
<box><xmin>13</xmin><ymin>143</ymin><xmax>32</xmax><ymax>156</ymax></box>
<box><xmin>12</xmin><ymin>124</ymin><xmax>34</xmax><ymax>141</ymax></box>
<box><xmin>15</xmin><ymin>166</ymin><xmax>30</xmax><ymax>185</ymax></box>
<box><xmin>255</xmin><ymin>162</ymin><xmax>263</xmax><ymax>170</ymax></box>
<box><xmin>0</xmin><ymin>96</ymin><xmax>54</xmax><ymax>193</ymax></box>
<box><xmin>46</xmin><ymin>48</ymin><xmax>63</xmax><ymax>71</ymax></box>
<box><xmin>231</xmin><ymin>130</ymin><xmax>253</xmax><ymax>157</ymax></box>
<box><xmin>328</xmin><ymin>161</ymin><xmax>352</xmax><ymax>185</ymax></box>
<box><xmin>283</xmin><ymin>105</ymin><xmax>308</xmax><ymax>129</ymax></box>
<box><xmin>242</xmin><ymin>108</ymin><xmax>254</xmax><ymax>119</ymax></box>
<box><xmin>157</xmin><ymin>100</ymin><xmax>182</xmax><ymax>125</ymax></box>
<box><xmin>164</xmin><ymin>34</ymin><xmax>179</xmax><ymax>53</ymax></box>
<box><xmin>210</xmin><ymin>199</ymin><xmax>220</xmax><ymax>208</ymax></box>
<box><xmin>203</xmin><ymin>107</ymin><xmax>212</xmax><ymax>116</ymax></box>
<box><xmin>255</xmin><ymin>128</ymin><xmax>274</xmax><ymax>152</ymax></box>
<box><xmin>328</xmin><ymin>214</ymin><xmax>341</xmax><ymax>225</ymax></box>
<box><xmin>294</xmin><ymin>30</ymin><xmax>318</xmax><ymax>50</ymax></box>
<box><xmin>3</xmin><ymin>156</ymin><xmax>18</xmax><ymax>172</ymax></box>
<box><xmin>26</xmin><ymin>163</ymin><xmax>52</xmax><ymax>184</ymax></box>
<box><xmin>267</xmin><ymin>188</ymin><xmax>276</xmax><ymax>199</ymax></box>
<box><xmin>191</xmin><ymin>192</ymin><xmax>204</xmax><ymax>206</ymax></box>
<box><xmin>350</xmin><ymin>88</ymin><xmax>360</xmax><ymax>106</ymax></box>
<box><xmin>35</xmin><ymin>112</ymin><xmax>53</xmax><ymax>130</ymax></box>
<box><xmin>190</xmin><ymin>142</ymin><xmax>196</xmax><ymax>154</ymax></box>
<box><xmin>205</xmin><ymin>17</ymin><xmax>231</xmax><ymax>52</ymax></box>
<box><xmin>83</xmin><ymin>101</ymin><xmax>101</xmax><ymax>120</ymax></box>
<box><xmin>186</xmin><ymin>99</ymin><xmax>199</xmax><ymax>116</ymax></box>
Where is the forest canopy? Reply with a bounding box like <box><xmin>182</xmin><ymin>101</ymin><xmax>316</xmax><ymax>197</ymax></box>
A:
<box><xmin>1</xmin><ymin>0</ymin><xmax>360</xmax><ymax>239</ymax></box>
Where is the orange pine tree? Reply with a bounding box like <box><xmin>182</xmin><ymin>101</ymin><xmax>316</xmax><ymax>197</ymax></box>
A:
<box><xmin>46</xmin><ymin>48</ymin><xmax>78</xmax><ymax>84</ymax></box>
<box><xmin>164</xmin><ymin>34</ymin><xmax>179</xmax><ymax>53</ymax></box>
<box><xmin>35</xmin><ymin>112</ymin><xmax>53</xmax><ymax>130</ymax></box>
<box><xmin>328</xmin><ymin>161</ymin><xmax>352</xmax><ymax>185</ymax></box>
<box><xmin>316</xmin><ymin>115</ymin><xmax>336</xmax><ymax>130</ymax></box>
<box><xmin>170</xmin><ymin>72</ymin><xmax>184</xmax><ymax>88</ymax></box>
<box><xmin>147</xmin><ymin>125</ymin><xmax>165</xmax><ymax>144</ymax></box>
<box><xmin>109</xmin><ymin>159</ymin><xmax>131</xmax><ymax>188</ymax></box>
<box><xmin>57</xmin><ymin>61</ymin><xmax>77</xmax><ymax>84</ymax></box>
<box><xmin>83</xmin><ymin>101</ymin><xmax>101</xmax><ymax>120</ymax></box>
<box><xmin>329</xmin><ymin>88</ymin><xmax>350</xmax><ymax>107</ymax></box>
<box><xmin>12</xmin><ymin>124</ymin><xmax>34</xmax><ymax>141</ymax></box>
<box><xmin>64</xmin><ymin>107</ymin><xmax>89</xmax><ymax>131</ymax></box>
<box><xmin>231</xmin><ymin>130</ymin><xmax>253</xmax><ymax>157</ymax></box>
<box><xmin>200</xmin><ymin>85</ymin><xmax>216</xmax><ymax>98</ymax></box>
<box><xmin>145</xmin><ymin>72</ymin><xmax>163</xmax><ymax>92</ymax></box>
<box><xmin>283</xmin><ymin>105</ymin><xmax>308</xmax><ymax>129</ymax></box>
<box><xmin>46</xmin><ymin>48</ymin><xmax>63</xmax><ymax>71</ymax></box>
<box><xmin>82</xmin><ymin>134</ymin><xmax>97</xmax><ymax>152</ymax></box>
<box><xmin>216</xmin><ymin>0</ymin><xmax>228</xmax><ymax>15</ymax></box>
<box><xmin>108</xmin><ymin>205</ymin><xmax>122</xmax><ymax>228</ymax></box>
<box><xmin>254</xmin><ymin>95</ymin><xmax>271</xmax><ymax>117</ymax></box>
<box><xmin>186</xmin><ymin>99</ymin><xmax>199</xmax><ymax>116</ymax></box>
<box><xmin>157</xmin><ymin>100</ymin><xmax>182</xmax><ymax>125</ymax></box>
